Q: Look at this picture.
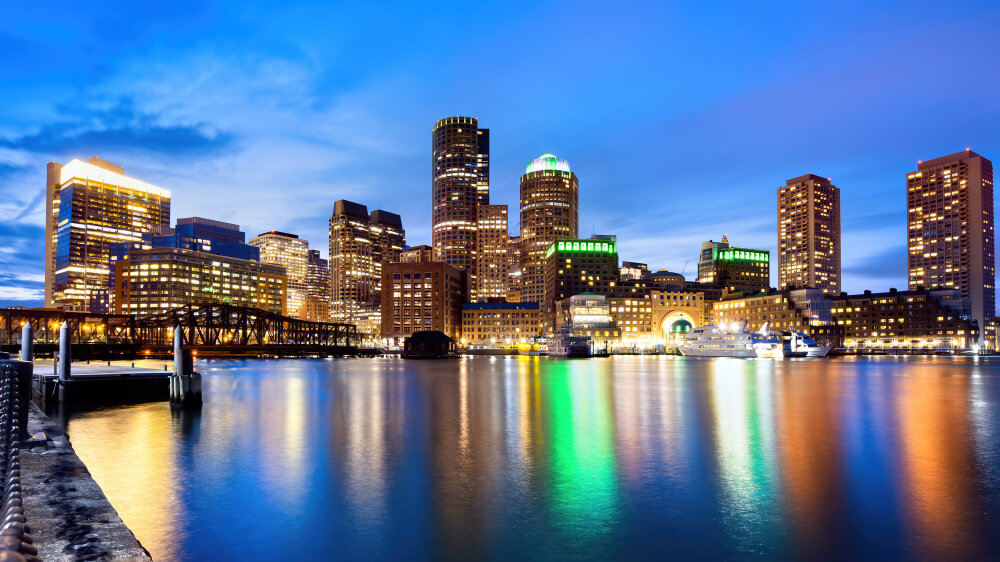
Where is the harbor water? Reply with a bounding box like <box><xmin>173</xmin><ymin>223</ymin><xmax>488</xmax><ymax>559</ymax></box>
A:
<box><xmin>62</xmin><ymin>356</ymin><xmax>1000</xmax><ymax>560</ymax></box>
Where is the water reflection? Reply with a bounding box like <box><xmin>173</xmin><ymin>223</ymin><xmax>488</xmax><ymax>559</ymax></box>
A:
<box><xmin>63</xmin><ymin>356</ymin><xmax>1000</xmax><ymax>561</ymax></box>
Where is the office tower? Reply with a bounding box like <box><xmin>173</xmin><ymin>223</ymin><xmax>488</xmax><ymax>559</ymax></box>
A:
<box><xmin>249</xmin><ymin>231</ymin><xmax>310</xmax><ymax>318</ymax></box>
<box><xmin>778</xmin><ymin>174</ymin><xmax>841</xmax><ymax>295</ymax></box>
<box><xmin>520</xmin><ymin>153</ymin><xmax>579</xmax><ymax>304</ymax></box>
<box><xmin>401</xmin><ymin>245</ymin><xmax>434</xmax><ymax>263</ymax></box>
<box><xmin>302</xmin><ymin>250</ymin><xmax>331</xmax><ymax>322</ymax></box>
<box><xmin>381</xmin><ymin>262</ymin><xmax>467</xmax><ymax>343</ymax></box>
<box><xmin>713</xmin><ymin>247</ymin><xmax>770</xmax><ymax>295</ymax></box>
<box><xmin>112</xmin><ymin>247</ymin><xmax>285</xmax><ymax>315</ymax></box>
<box><xmin>329</xmin><ymin>200</ymin><xmax>405</xmax><ymax>331</ymax></box>
<box><xmin>432</xmin><ymin>116</ymin><xmax>488</xmax><ymax>272</ymax></box>
<box><xmin>907</xmin><ymin>149</ymin><xmax>995</xmax><ymax>347</ymax></box>
<box><xmin>543</xmin><ymin>236</ymin><xmax>618</xmax><ymax>333</ymax></box>
<box><xmin>697</xmin><ymin>235</ymin><xmax>730</xmax><ymax>283</ymax></box>
<box><xmin>156</xmin><ymin>217</ymin><xmax>259</xmax><ymax>260</ymax></box>
<box><xmin>473</xmin><ymin>204</ymin><xmax>508</xmax><ymax>301</ymax></box>
<box><xmin>45</xmin><ymin>158</ymin><xmax>170</xmax><ymax>311</ymax></box>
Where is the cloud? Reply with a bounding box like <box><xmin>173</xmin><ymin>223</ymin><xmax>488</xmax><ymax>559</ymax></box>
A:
<box><xmin>842</xmin><ymin>243</ymin><xmax>908</xmax><ymax>292</ymax></box>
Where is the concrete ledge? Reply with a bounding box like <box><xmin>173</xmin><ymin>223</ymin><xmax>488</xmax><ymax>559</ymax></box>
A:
<box><xmin>21</xmin><ymin>402</ymin><xmax>150</xmax><ymax>561</ymax></box>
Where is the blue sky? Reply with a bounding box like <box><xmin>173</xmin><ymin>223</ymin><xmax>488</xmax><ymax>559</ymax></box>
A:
<box><xmin>2</xmin><ymin>0</ymin><xmax>999</xmax><ymax>306</ymax></box>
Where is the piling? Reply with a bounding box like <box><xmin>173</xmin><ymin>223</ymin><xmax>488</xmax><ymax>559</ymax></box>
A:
<box><xmin>19</xmin><ymin>323</ymin><xmax>33</xmax><ymax>363</ymax></box>
<box><xmin>170</xmin><ymin>325</ymin><xmax>202</xmax><ymax>408</ymax></box>
<box><xmin>58</xmin><ymin>321</ymin><xmax>71</xmax><ymax>381</ymax></box>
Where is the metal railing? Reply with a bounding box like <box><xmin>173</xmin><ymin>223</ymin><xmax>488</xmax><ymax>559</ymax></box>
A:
<box><xmin>0</xmin><ymin>359</ymin><xmax>37</xmax><ymax>561</ymax></box>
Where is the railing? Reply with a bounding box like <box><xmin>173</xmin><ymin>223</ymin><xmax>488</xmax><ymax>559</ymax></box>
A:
<box><xmin>0</xmin><ymin>359</ymin><xmax>37</xmax><ymax>561</ymax></box>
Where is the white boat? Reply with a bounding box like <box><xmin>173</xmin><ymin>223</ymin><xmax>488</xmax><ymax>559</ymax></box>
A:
<box><xmin>788</xmin><ymin>332</ymin><xmax>831</xmax><ymax>357</ymax></box>
<box><xmin>678</xmin><ymin>323</ymin><xmax>758</xmax><ymax>358</ymax></box>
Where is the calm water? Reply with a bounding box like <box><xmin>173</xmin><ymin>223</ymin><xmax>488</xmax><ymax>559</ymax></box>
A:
<box><xmin>61</xmin><ymin>356</ymin><xmax>1000</xmax><ymax>561</ymax></box>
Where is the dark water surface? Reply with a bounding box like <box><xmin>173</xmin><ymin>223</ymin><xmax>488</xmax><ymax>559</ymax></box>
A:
<box><xmin>63</xmin><ymin>356</ymin><xmax>1000</xmax><ymax>561</ymax></box>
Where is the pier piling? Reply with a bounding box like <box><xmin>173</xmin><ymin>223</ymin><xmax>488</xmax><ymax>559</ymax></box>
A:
<box><xmin>58</xmin><ymin>321</ymin><xmax>70</xmax><ymax>381</ymax></box>
<box><xmin>170</xmin><ymin>325</ymin><xmax>202</xmax><ymax>408</ymax></box>
<box><xmin>19</xmin><ymin>323</ymin><xmax>33</xmax><ymax>363</ymax></box>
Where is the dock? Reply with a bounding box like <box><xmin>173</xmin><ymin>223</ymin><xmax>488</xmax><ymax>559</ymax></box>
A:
<box><xmin>33</xmin><ymin>359</ymin><xmax>177</xmax><ymax>409</ymax></box>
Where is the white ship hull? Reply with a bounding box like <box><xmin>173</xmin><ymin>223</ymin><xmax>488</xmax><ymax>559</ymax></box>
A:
<box><xmin>678</xmin><ymin>343</ymin><xmax>756</xmax><ymax>358</ymax></box>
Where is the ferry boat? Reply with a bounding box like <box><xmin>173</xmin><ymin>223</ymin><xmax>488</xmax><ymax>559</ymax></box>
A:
<box><xmin>548</xmin><ymin>332</ymin><xmax>591</xmax><ymax>358</ymax></box>
<box><xmin>677</xmin><ymin>323</ymin><xmax>758</xmax><ymax>358</ymax></box>
<box><xmin>787</xmin><ymin>332</ymin><xmax>831</xmax><ymax>357</ymax></box>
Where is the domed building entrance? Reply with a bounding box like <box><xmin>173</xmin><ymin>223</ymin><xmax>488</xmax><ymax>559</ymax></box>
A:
<box><xmin>661</xmin><ymin>312</ymin><xmax>696</xmax><ymax>342</ymax></box>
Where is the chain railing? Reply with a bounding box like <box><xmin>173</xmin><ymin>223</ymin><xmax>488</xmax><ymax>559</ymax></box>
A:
<box><xmin>0</xmin><ymin>359</ymin><xmax>37</xmax><ymax>561</ymax></box>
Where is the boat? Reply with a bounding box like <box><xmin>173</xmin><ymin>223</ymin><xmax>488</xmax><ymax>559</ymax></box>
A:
<box><xmin>677</xmin><ymin>323</ymin><xmax>758</xmax><ymax>358</ymax></box>
<box><xmin>517</xmin><ymin>338</ymin><xmax>548</xmax><ymax>356</ymax></box>
<box><xmin>787</xmin><ymin>332</ymin><xmax>831</xmax><ymax>357</ymax></box>
<box><xmin>548</xmin><ymin>332</ymin><xmax>591</xmax><ymax>358</ymax></box>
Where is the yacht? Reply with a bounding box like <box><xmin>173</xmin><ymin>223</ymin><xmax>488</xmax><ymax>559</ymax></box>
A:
<box><xmin>787</xmin><ymin>332</ymin><xmax>831</xmax><ymax>357</ymax></box>
<box><xmin>678</xmin><ymin>323</ymin><xmax>758</xmax><ymax>358</ymax></box>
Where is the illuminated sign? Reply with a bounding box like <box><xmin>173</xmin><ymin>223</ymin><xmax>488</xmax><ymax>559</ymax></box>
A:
<box><xmin>546</xmin><ymin>239</ymin><xmax>618</xmax><ymax>257</ymax></box>
<box><xmin>718</xmin><ymin>248</ymin><xmax>768</xmax><ymax>263</ymax></box>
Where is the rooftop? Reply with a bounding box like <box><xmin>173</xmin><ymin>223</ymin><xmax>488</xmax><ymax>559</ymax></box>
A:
<box><xmin>525</xmin><ymin>153</ymin><xmax>571</xmax><ymax>175</ymax></box>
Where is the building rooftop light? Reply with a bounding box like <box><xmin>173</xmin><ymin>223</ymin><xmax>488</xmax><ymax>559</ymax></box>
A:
<box><xmin>525</xmin><ymin>153</ymin><xmax>571</xmax><ymax>175</ymax></box>
<box><xmin>60</xmin><ymin>159</ymin><xmax>170</xmax><ymax>197</ymax></box>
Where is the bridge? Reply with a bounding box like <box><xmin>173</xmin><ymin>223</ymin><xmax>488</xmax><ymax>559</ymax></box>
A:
<box><xmin>1</xmin><ymin>304</ymin><xmax>358</xmax><ymax>358</ymax></box>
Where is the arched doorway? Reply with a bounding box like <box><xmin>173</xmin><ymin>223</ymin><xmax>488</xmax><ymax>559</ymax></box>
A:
<box><xmin>661</xmin><ymin>311</ymin><xmax>695</xmax><ymax>342</ymax></box>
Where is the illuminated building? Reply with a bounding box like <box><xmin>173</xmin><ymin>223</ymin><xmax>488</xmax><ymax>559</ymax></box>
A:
<box><xmin>554</xmin><ymin>293</ymin><xmax>620</xmax><ymax>349</ymax></box>
<box><xmin>506</xmin><ymin>235</ymin><xmax>522</xmax><ymax>301</ymax></box>
<box><xmin>301</xmin><ymin>250</ymin><xmax>331</xmax><ymax>322</ymax></box>
<box><xmin>712</xmin><ymin>288</ymin><xmax>840</xmax><ymax>348</ymax></box>
<box><xmin>543</xmin><ymin>237</ymin><xmax>618</xmax><ymax>333</ymax></box>
<box><xmin>461</xmin><ymin>302</ymin><xmax>540</xmax><ymax>347</ymax></box>
<box><xmin>111</xmin><ymin>247</ymin><xmax>286</xmax><ymax>315</ymax></box>
<box><xmin>778</xmin><ymin>174</ymin><xmax>841</xmax><ymax>295</ymax></box>
<box><xmin>401</xmin><ymin>245</ymin><xmax>433</xmax><ymax>263</ymax></box>
<box><xmin>620</xmin><ymin>261</ymin><xmax>649</xmax><ymax>281</ymax></box>
<box><xmin>432</xmin><ymin>116</ymin><xmax>488</xmax><ymax>273</ymax></box>
<box><xmin>713</xmin><ymin>247</ymin><xmax>770</xmax><ymax>295</ymax></box>
<box><xmin>380</xmin><ymin>262</ymin><xmax>466</xmax><ymax>343</ymax></box>
<box><xmin>151</xmin><ymin>217</ymin><xmax>259</xmax><ymax>261</ymax></box>
<box><xmin>473</xmin><ymin>204</ymin><xmax>509</xmax><ymax>301</ymax></box>
<box><xmin>608</xmin><ymin>290</ymin><xmax>705</xmax><ymax>350</ymax></box>
<box><xmin>831</xmin><ymin>288</ymin><xmax>978</xmax><ymax>353</ymax></box>
<box><xmin>249</xmin><ymin>231</ymin><xmax>309</xmax><ymax>318</ymax></box>
<box><xmin>907</xmin><ymin>149</ymin><xmax>994</xmax><ymax>348</ymax></box>
<box><xmin>697</xmin><ymin>235</ymin><xmax>730</xmax><ymax>283</ymax></box>
<box><xmin>520</xmin><ymin>153</ymin><xmax>579</xmax><ymax>304</ymax></box>
<box><xmin>45</xmin><ymin>158</ymin><xmax>170</xmax><ymax>311</ymax></box>
<box><xmin>329</xmin><ymin>200</ymin><xmax>405</xmax><ymax>331</ymax></box>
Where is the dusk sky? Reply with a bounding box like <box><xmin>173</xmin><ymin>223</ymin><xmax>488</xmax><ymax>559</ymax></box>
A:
<box><xmin>2</xmin><ymin>1</ymin><xmax>999</xmax><ymax>306</ymax></box>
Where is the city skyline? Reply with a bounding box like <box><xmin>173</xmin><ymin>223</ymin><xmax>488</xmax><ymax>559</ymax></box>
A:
<box><xmin>3</xmin><ymin>1</ymin><xmax>1000</xmax><ymax>306</ymax></box>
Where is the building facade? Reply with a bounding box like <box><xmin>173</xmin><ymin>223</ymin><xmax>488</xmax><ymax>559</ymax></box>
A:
<box><xmin>329</xmin><ymin>200</ymin><xmax>404</xmax><ymax>329</ymax></box>
<box><xmin>432</xmin><ymin>116</ymin><xmax>488</xmax><ymax>273</ymax></box>
<box><xmin>46</xmin><ymin>158</ymin><xmax>171</xmax><ymax>311</ymax></box>
<box><xmin>554</xmin><ymin>294</ymin><xmax>620</xmax><ymax>350</ymax></box>
<box><xmin>778</xmin><ymin>174</ymin><xmax>841</xmax><ymax>295</ymax></box>
<box><xmin>907</xmin><ymin>149</ymin><xmax>994</xmax><ymax>348</ymax></box>
<box><xmin>249</xmin><ymin>230</ymin><xmax>309</xmax><ymax>318</ymax></box>
<box><xmin>543</xmin><ymin>237</ymin><xmax>618</xmax><ymax>333</ymax></box>
<box><xmin>300</xmin><ymin>249</ymin><xmax>331</xmax><ymax>322</ymax></box>
<box><xmin>831</xmin><ymin>288</ymin><xmax>978</xmax><ymax>353</ymax></box>
<box><xmin>473</xmin><ymin>204</ymin><xmax>509</xmax><ymax>302</ymax></box>
<box><xmin>111</xmin><ymin>247</ymin><xmax>286</xmax><ymax>316</ymax></box>
<box><xmin>520</xmin><ymin>154</ymin><xmax>579</xmax><ymax>304</ymax></box>
<box><xmin>401</xmin><ymin>245</ymin><xmax>434</xmax><ymax>263</ymax></box>
<box><xmin>712</xmin><ymin>288</ymin><xmax>840</xmax><ymax>348</ymax></box>
<box><xmin>714</xmin><ymin>247</ymin><xmax>770</xmax><ymax>295</ymax></box>
<box><xmin>381</xmin><ymin>262</ymin><xmax>466</xmax><ymax>343</ymax></box>
<box><xmin>461</xmin><ymin>302</ymin><xmax>540</xmax><ymax>347</ymax></box>
<box><xmin>697</xmin><ymin>235</ymin><xmax>730</xmax><ymax>284</ymax></box>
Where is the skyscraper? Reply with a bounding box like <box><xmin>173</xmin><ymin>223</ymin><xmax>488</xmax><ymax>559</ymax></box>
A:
<box><xmin>778</xmin><ymin>174</ymin><xmax>841</xmax><ymax>295</ymax></box>
<box><xmin>249</xmin><ymin>231</ymin><xmax>310</xmax><ymax>318</ymax></box>
<box><xmin>302</xmin><ymin>249</ymin><xmax>331</xmax><ymax>322</ymax></box>
<box><xmin>329</xmin><ymin>200</ymin><xmax>404</xmax><ymax>332</ymax></box>
<box><xmin>45</xmin><ymin>158</ymin><xmax>171</xmax><ymax>311</ymax></box>
<box><xmin>520</xmin><ymin>153</ymin><xmax>579</xmax><ymax>304</ymax></box>
<box><xmin>432</xmin><ymin>116</ymin><xmax>488</xmax><ymax>273</ymax></box>
<box><xmin>907</xmin><ymin>149</ymin><xmax>995</xmax><ymax>348</ymax></box>
<box><xmin>473</xmin><ymin>204</ymin><xmax>508</xmax><ymax>301</ymax></box>
<box><xmin>697</xmin><ymin>235</ymin><xmax>730</xmax><ymax>284</ymax></box>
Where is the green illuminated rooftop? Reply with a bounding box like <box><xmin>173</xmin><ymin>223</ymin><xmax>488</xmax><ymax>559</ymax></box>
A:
<box><xmin>717</xmin><ymin>248</ymin><xmax>769</xmax><ymax>263</ymax></box>
<box><xmin>525</xmin><ymin>153</ymin><xmax>571</xmax><ymax>175</ymax></box>
<box><xmin>545</xmin><ymin>238</ymin><xmax>617</xmax><ymax>259</ymax></box>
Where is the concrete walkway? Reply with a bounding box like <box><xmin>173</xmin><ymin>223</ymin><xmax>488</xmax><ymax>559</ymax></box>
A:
<box><xmin>32</xmin><ymin>359</ymin><xmax>173</xmax><ymax>378</ymax></box>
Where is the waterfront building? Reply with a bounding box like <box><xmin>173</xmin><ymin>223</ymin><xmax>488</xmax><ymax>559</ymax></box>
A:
<box><xmin>111</xmin><ymin>247</ymin><xmax>286</xmax><ymax>315</ymax></box>
<box><xmin>621</xmin><ymin>261</ymin><xmax>650</xmax><ymax>281</ymax></box>
<box><xmin>608</xmin><ymin>290</ymin><xmax>706</xmax><ymax>350</ymax></box>
<box><xmin>329</xmin><ymin>200</ymin><xmax>404</xmax><ymax>330</ymax></box>
<box><xmin>697</xmin><ymin>235</ymin><xmax>730</xmax><ymax>284</ymax></box>
<box><xmin>381</xmin><ymin>261</ymin><xmax>466</xmax><ymax>343</ymax></box>
<box><xmin>520</xmin><ymin>153</ymin><xmax>579</xmax><ymax>304</ymax></box>
<box><xmin>713</xmin><ymin>247</ymin><xmax>770</xmax><ymax>295</ymax></box>
<box><xmin>778</xmin><ymin>174</ymin><xmax>841</xmax><ymax>295</ymax></box>
<box><xmin>249</xmin><ymin>230</ymin><xmax>309</xmax><ymax>318</ymax></box>
<box><xmin>473</xmin><ymin>204</ymin><xmax>509</xmax><ymax>301</ymax></box>
<box><xmin>554</xmin><ymin>293</ymin><xmax>620</xmax><ymax>350</ymax></box>
<box><xmin>712</xmin><ymin>288</ymin><xmax>840</xmax><ymax>348</ymax></box>
<box><xmin>45</xmin><ymin>158</ymin><xmax>170</xmax><ymax>311</ymax></box>
<box><xmin>543</xmin><ymin>237</ymin><xmax>618</xmax><ymax>333</ymax></box>
<box><xmin>907</xmin><ymin>149</ymin><xmax>995</xmax><ymax>348</ymax></box>
<box><xmin>432</xmin><ymin>116</ymin><xmax>488</xmax><ymax>273</ymax></box>
<box><xmin>831</xmin><ymin>288</ymin><xmax>978</xmax><ymax>352</ymax></box>
<box><xmin>401</xmin><ymin>245</ymin><xmax>434</xmax><ymax>263</ymax></box>
<box><xmin>461</xmin><ymin>302</ymin><xmax>540</xmax><ymax>347</ymax></box>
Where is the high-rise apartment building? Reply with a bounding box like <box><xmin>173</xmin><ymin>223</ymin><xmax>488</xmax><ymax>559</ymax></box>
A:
<box><xmin>45</xmin><ymin>158</ymin><xmax>171</xmax><ymax>311</ymax></box>
<box><xmin>329</xmin><ymin>200</ymin><xmax>404</xmax><ymax>330</ymax></box>
<box><xmin>520</xmin><ymin>153</ymin><xmax>579</xmax><ymax>304</ymax></box>
<box><xmin>473</xmin><ymin>204</ymin><xmax>509</xmax><ymax>301</ymax></box>
<box><xmin>778</xmin><ymin>174</ymin><xmax>841</xmax><ymax>295</ymax></box>
<box><xmin>907</xmin><ymin>149</ymin><xmax>995</xmax><ymax>347</ymax></box>
<box><xmin>249</xmin><ymin>231</ymin><xmax>310</xmax><ymax>318</ymax></box>
<box><xmin>432</xmin><ymin>116</ymin><xmax>488</xmax><ymax>272</ymax></box>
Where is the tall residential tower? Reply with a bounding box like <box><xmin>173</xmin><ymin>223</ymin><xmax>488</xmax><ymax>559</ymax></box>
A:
<box><xmin>432</xmin><ymin>116</ymin><xmax>488</xmax><ymax>273</ymax></box>
<box><xmin>520</xmin><ymin>154</ymin><xmax>579</xmax><ymax>304</ymax></box>
<box><xmin>777</xmin><ymin>174</ymin><xmax>841</xmax><ymax>295</ymax></box>
<box><xmin>907</xmin><ymin>149</ymin><xmax>994</xmax><ymax>347</ymax></box>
